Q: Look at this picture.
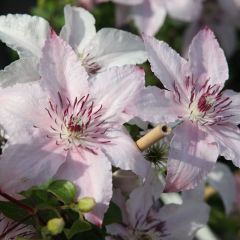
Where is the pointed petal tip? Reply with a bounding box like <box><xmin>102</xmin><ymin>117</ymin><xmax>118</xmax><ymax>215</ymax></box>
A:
<box><xmin>50</xmin><ymin>28</ymin><xmax>57</xmax><ymax>38</ymax></box>
<box><xmin>198</xmin><ymin>26</ymin><xmax>216</xmax><ymax>38</ymax></box>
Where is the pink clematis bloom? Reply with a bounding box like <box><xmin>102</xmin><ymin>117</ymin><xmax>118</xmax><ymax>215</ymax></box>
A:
<box><xmin>0</xmin><ymin>5</ymin><xmax>146</xmax><ymax>82</ymax></box>
<box><xmin>0</xmin><ymin>33</ymin><xmax>149</xmax><ymax>225</ymax></box>
<box><xmin>131</xmin><ymin>28</ymin><xmax>240</xmax><ymax>192</ymax></box>
<box><xmin>0</xmin><ymin>215</ymin><xmax>36</xmax><ymax>239</ymax></box>
<box><xmin>106</xmin><ymin>169</ymin><xmax>209</xmax><ymax>240</ymax></box>
<box><xmin>183</xmin><ymin>0</ymin><xmax>240</xmax><ymax>57</ymax></box>
<box><xmin>98</xmin><ymin>0</ymin><xmax>202</xmax><ymax>36</ymax></box>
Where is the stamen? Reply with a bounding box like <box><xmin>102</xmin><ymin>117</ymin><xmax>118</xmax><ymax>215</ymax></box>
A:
<box><xmin>43</xmin><ymin>93</ymin><xmax>111</xmax><ymax>150</ymax></box>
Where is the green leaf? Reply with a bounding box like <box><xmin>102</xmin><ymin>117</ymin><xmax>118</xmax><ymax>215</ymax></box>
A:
<box><xmin>22</xmin><ymin>188</ymin><xmax>60</xmax><ymax>208</ymax></box>
<box><xmin>0</xmin><ymin>201</ymin><xmax>29</xmax><ymax>222</ymax></box>
<box><xmin>65</xmin><ymin>220</ymin><xmax>92</xmax><ymax>239</ymax></box>
<box><xmin>47</xmin><ymin>180</ymin><xmax>77</xmax><ymax>204</ymax></box>
<box><xmin>103</xmin><ymin>201</ymin><xmax>122</xmax><ymax>225</ymax></box>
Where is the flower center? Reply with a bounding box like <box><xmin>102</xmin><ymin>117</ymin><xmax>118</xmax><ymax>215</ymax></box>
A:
<box><xmin>43</xmin><ymin>92</ymin><xmax>111</xmax><ymax>154</ymax></box>
<box><xmin>78</xmin><ymin>52</ymin><xmax>101</xmax><ymax>75</ymax></box>
<box><xmin>184</xmin><ymin>78</ymin><xmax>233</xmax><ymax>126</ymax></box>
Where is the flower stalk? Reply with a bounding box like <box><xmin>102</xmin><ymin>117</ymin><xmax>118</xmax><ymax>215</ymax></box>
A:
<box><xmin>0</xmin><ymin>189</ymin><xmax>34</xmax><ymax>214</ymax></box>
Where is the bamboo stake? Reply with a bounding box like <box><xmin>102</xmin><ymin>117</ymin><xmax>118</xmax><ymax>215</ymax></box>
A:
<box><xmin>136</xmin><ymin>124</ymin><xmax>172</xmax><ymax>151</ymax></box>
<box><xmin>204</xmin><ymin>186</ymin><xmax>216</xmax><ymax>200</ymax></box>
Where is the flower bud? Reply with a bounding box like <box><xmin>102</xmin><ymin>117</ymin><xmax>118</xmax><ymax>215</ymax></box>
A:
<box><xmin>77</xmin><ymin>197</ymin><xmax>96</xmax><ymax>213</ymax></box>
<box><xmin>47</xmin><ymin>217</ymin><xmax>65</xmax><ymax>235</ymax></box>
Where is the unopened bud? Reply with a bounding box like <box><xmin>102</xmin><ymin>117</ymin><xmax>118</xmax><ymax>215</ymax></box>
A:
<box><xmin>47</xmin><ymin>217</ymin><xmax>65</xmax><ymax>235</ymax></box>
<box><xmin>77</xmin><ymin>197</ymin><xmax>96</xmax><ymax>213</ymax></box>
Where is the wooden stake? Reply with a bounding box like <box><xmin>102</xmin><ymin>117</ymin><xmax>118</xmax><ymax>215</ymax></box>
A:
<box><xmin>204</xmin><ymin>185</ymin><xmax>216</xmax><ymax>200</ymax></box>
<box><xmin>136</xmin><ymin>124</ymin><xmax>172</xmax><ymax>151</ymax></box>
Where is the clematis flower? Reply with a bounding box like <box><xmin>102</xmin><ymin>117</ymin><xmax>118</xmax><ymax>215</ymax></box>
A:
<box><xmin>98</xmin><ymin>0</ymin><xmax>202</xmax><ymax>36</ymax></box>
<box><xmin>0</xmin><ymin>5</ymin><xmax>146</xmax><ymax>79</ymax></box>
<box><xmin>183</xmin><ymin>0</ymin><xmax>240</xmax><ymax>57</ymax></box>
<box><xmin>0</xmin><ymin>33</ymin><xmax>149</xmax><ymax>225</ymax></box>
<box><xmin>131</xmin><ymin>28</ymin><xmax>240</xmax><ymax>192</ymax></box>
<box><xmin>106</xmin><ymin>169</ymin><xmax>209</xmax><ymax>240</ymax></box>
<box><xmin>0</xmin><ymin>215</ymin><xmax>36</xmax><ymax>239</ymax></box>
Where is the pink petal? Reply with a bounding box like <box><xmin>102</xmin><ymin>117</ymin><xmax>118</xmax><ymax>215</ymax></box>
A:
<box><xmin>126</xmin><ymin>168</ymin><xmax>164</xmax><ymax>227</ymax></box>
<box><xmin>159</xmin><ymin>200</ymin><xmax>209</xmax><ymax>239</ymax></box>
<box><xmin>0</xmin><ymin>139</ymin><xmax>67</xmax><ymax>197</ymax></box>
<box><xmin>221</xmin><ymin>89</ymin><xmax>240</xmax><ymax>124</ymax></box>
<box><xmin>39</xmin><ymin>32</ymin><xmax>89</xmax><ymax>104</ymax></box>
<box><xmin>165</xmin><ymin>121</ymin><xmax>219</xmax><ymax>192</ymax></box>
<box><xmin>143</xmin><ymin>34</ymin><xmax>188</xmax><ymax>92</ymax></box>
<box><xmin>188</xmin><ymin>27</ymin><xmax>228</xmax><ymax>87</ymax></box>
<box><xmin>102</xmin><ymin>128</ymin><xmax>150</xmax><ymax>178</ymax></box>
<box><xmin>55</xmin><ymin>150</ymin><xmax>112</xmax><ymax>226</ymax></box>
<box><xmin>209</xmin><ymin>124</ymin><xmax>240</xmax><ymax>168</ymax></box>
<box><xmin>131</xmin><ymin>0</ymin><xmax>167</xmax><ymax>36</ymax></box>
<box><xmin>166</xmin><ymin>0</ymin><xmax>202</xmax><ymax>22</ymax></box>
<box><xmin>90</xmin><ymin>65</ymin><xmax>145</xmax><ymax>124</ymax></box>
<box><xmin>128</xmin><ymin>86</ymin><xmax>184</xmax><ymax>124</ymax></box>
<box><xmin>0</xmin><ymin>215</ymin><xmax>36</xmax><ymax>239</ymax></box>
<box><xmin>0</xmin><ymin>82</ymin><xmax>49</xmax><ymax>140</ymax></box>
<box><xmin>106</xmin><ymin>224</ymin><xmax>129</xmax><ymax>239</ymax></box>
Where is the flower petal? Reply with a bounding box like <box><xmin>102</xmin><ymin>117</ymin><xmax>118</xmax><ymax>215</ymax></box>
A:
<box><xmin>90</xmin><ymin>65</ymin><xmax>145</xmax><ymax>123</ymax></box>
<box><xmin>126</xmin><ymin>168</ymin><xmax>164</xmax><ymax>227</ymax></box>
<box><xmin>0</xmin><ymin>139</ymin><xmax>66</xmax><ymax>197</ymax></box>
<box><xmin>60</xmin><ymin>5</ymin><xmax>96</xmax><ymax>53</ymax></box>
<box><xmin>143</xmin><ymin>34</ymin><xmax>188</xmax><ymax>91</ymax></box>
<box><xmin>221</xmin><ymin>89</ymin><xmax>240</xmax><ymax>124</ymax></box>
<box><xmin>0</xmin><ymin>215</ymin><xmax>36</xmax><ymax>239</ymax></box>
<box><xmin>165</xmin><ymin>121</ymin><xmax>219</xmax><ymax>192</ymax></box>
<box><xmin>159</xmin><ymin>200</ymin><xmax>209</xmax><ymax>239</ymax></box>
<box><xmin>209</xmin><ymin>124</ymin><xmax>240</xmax><ymax>168</ymax></box>
<box><xmin>188</xmin><ymin>27</ymin><xmax>228</xmax><ymax>87</ymax></box>
<box><xmin>0</xmin><ymin>57</ymin><xmax>39</xmax><ymax>88</ymax></box>
<box><xmin>102</xmin><ymin>128</ymin><xmax>150</xmax><ymax>178</ymax></box>
<box><xmin>39</xmin><ymin>32</ymin><xmax>89</xmax><ymax>103</ymax></box>
<box><xmin>0</xmin><ymin>14</ymin><xmax>50</xmax><ymax>57</ymax></box>
<box><xmin>55</xmin><ymin>150</ymin><xmax>112</xmax><ymax>226</ymax></box>
<box><xmin>84</xmin><ymin>28</ymin><xmax>147</xmax><ymax>69</ymax></box>
<box><xmin>0</xmin><ymin>82</ymin><xmax>48</xmax><ymax>139</ymax></box>
<box><xmin>207</xmin><ymin>162</ymin><xmax>236</xmax><ymax>214</ymax></box>
<box><xmin>131</xmin><ymin>0</ymin><xmax>167</xmax><ymax>36</ymax></box>
<box><xmin>166</xmin><ymin>0</ymin><xmax>202</xmax><ymax>22</ymax></box>
<box><xmin>128</xmin><ymin>86</ymin><xmax>184</xmax><ymax>124</ymax></box>
<box><xmin>106</xmin><ymin>224</ymin><xmax>129</xmax><ymax>240</ymax></box>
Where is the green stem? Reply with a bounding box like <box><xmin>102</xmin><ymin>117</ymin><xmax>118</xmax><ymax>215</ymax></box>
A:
<box><xmin>0</xmin><ymin>189</ymin><xmax>34</xmax><ymax>214</ymax></box>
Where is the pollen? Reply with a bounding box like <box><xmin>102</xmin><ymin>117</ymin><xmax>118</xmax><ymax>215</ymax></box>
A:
<box><xmin>43</xmin><ymin>92</ymin><xmax>111</xmax><ymax>153</ymax></box>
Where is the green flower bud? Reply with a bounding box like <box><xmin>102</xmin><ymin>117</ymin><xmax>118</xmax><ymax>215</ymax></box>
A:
<box><xmin>47</xmin><ymin>217</ymin><xmax>65</xmax><ymax>235</ymax></box>
<box><xmin>77</xmin><ymin>197</ymin><xmax>96</xmax><ymax>213</ymax></box>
